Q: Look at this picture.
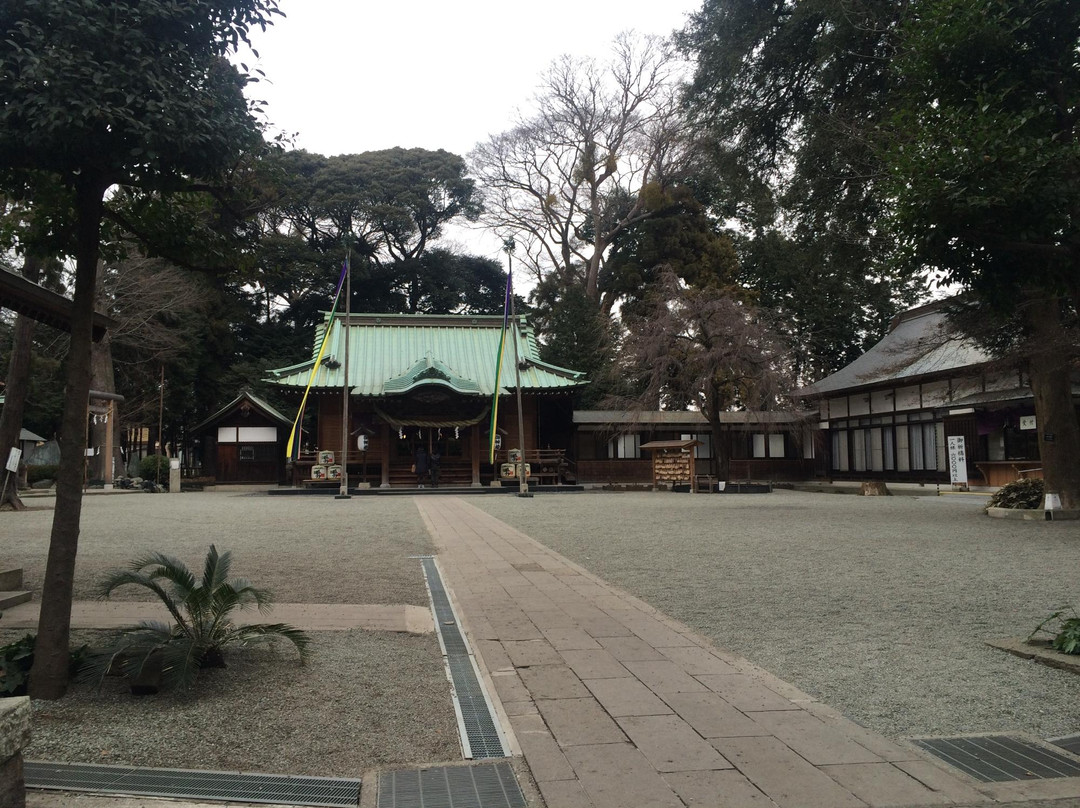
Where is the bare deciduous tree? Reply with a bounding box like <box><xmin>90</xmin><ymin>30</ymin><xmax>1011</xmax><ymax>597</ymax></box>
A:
<box><xmin>612</xmin><ymin>270</ymin><xmax>794</xmax><ymax>479</ymax></box>
<box><xmin>88</xmin><ymin>256</ymin><xmax>210</xmax><ymax>480</ymax></box>
<box><xmin>470</xmin><ymin>33</ymin><xmax>692</xmax><ymax>314</ymax></box>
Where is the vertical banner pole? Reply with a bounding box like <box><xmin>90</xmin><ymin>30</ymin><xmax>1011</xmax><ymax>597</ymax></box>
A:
<box><xmin>286</xmin><ymin>261</ymin><xmax>349</xmax><ymax>459</ymax></box>
<box><xmin>488</xmin><ymin>246</ymin><xmax>513</xmax><ymax>464</ymax></box>
<box><xmin>506</xmin><ymin>246</ymin><xmax>531</xmax><ymax>497</ymax></box>
<box><xmin>337</xmin><ymin>250</ymin><xmax>352</xmax><ymax>499</ymax></box>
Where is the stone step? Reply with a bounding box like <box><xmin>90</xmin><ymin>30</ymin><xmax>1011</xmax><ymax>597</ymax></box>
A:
<box><xmin>0</xmin><ymin>590</ymin><xmax>31</xmax><ymax>610</ymax></box>
<box><xmin>0</xmin><ymin>567</ymin><xmax>23</xmax><ymax>590</ymax></box>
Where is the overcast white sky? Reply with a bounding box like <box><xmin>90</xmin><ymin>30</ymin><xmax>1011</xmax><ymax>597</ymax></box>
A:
<box><xmin>243</xmin><ymin>0</ymin><xmax>700</xmax><ymax>158</ymax></box>
<box><xmin>239</xmin><ymin>0</ymin><xmax>701</xmax><ymax>266</ymax></box>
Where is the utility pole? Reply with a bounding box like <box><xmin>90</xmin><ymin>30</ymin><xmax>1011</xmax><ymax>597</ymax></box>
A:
<box><xmin>156</xmin><ymin>365</ymin><xmax>164</xmax><ymax>485</ymax></box>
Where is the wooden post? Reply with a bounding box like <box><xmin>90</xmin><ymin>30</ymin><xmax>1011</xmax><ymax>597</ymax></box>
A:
<box><xmin>470</xmin><ymin>426</ymin><xmax>481</xmax><ymax>486</ymax></box>
<box><xmin>103</xmin><ymin>400</ymin><xmax>114</xmax><ymax>489</ymax></box>
<box><xmin>380</xmin><ymin>422</ymin><xmax>391</xmax><ymax>488</ymax></box>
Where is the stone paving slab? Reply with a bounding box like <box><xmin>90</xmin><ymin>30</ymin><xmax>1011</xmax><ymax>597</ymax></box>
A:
<box><xmin>821</xmin><ymin>762</ymin><xmax>956</xmax><ymax>807</ymax></box>
<box><xmin>413</xmin><ymin>496</ymin><xmax>1080</xmax><ymax>808</ymax></box>
<box><xmin>507</xmin><ymin>712</ymin><xmax>576</xmax><ymax>783</ymax></box>
<box><xmin>663</xmin><ymin>769</ymin><xmax>778</xmax><ymax>807</ymax></box>
<box><xmin>563</xmin><ymin>744</ymin><xmax>684</xmax><ymax>808</ymax></box>
<box><xmin>618</xmin><ymin>714</ymin><xmax>734</xmax><ymax>773</ymax></box>
<box><xmin>518</xmin><ymin>665</ymin><xmax>592</xmax><ymax>700</ymax></box>
<box><xmin>658</xmin><ymin>644</ymin><xmax>741</xmax><ymax>675</ymax></box>
<box><xmin>661</xmin><ymin>691</ymin><xmax>770</xmax><ymax>739</ymax></box>
<box><xmin>540</xmin><ymin>627</ymin><xmax>602</xmax><ymax>651</ymax></box>
<box><xmin>537</xmin><ymin>778</ymin><xmax>597</xmax><ymax>808</ymax></box>
<box><xmin>696</xmin><ymin>673</ymin><xmax>803</xmax><ymax>712</ymax></box>
<box><xmin>891</xmin><ymin>760</ymin><xmax>988</xmax><ymax>803</ymax></box>
<box><xmin>503</xmin><ymin>638</ymin><xmax>562</xmax><ymax>667</ymax></box>
<box><xmin>559</xmin><ymin>649</ymin><xmax>631</xmax><ymax>680</ymax></box>
<box><xmin>535</xmin><ymin>698</ymin><xmax>627</xmax><ymax>746</ymax></box>
<box><xmin>750</xmin><ymin>710</ymin><xmax>884</xmax><ymax>766</ymax></box>
<box><xmin>584</xmin><ymin>676</ymin><xmax>673</xmax><ymax>717</ymax></box>
<box><xmin>0</xmin><ymin>600</ymin><xmax>432</xmax><ymax>633</ymax></box>
<box><xmin>596</xmin><ymin>634</ymin><xmax>667</xmax><ymax>662</ymax></box>
<box><xmin>623</xmin><ymin>659</ymin><xmax>712</xmax><ymax>695</ymax></box>
<box><xmin>712</xmin><ymin>736</ymin><xmax>868</xmax><ymax>808</ymax></box>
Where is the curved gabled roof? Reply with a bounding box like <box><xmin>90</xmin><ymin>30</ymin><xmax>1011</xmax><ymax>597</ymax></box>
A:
<box><xmin>192</xmin><ymin>390</ymin><xmax>292</xmax><ymax>432</ymax></box>
<box><xmin>383</xmin><ymin>355</ymin><xmax>483</xmax><ymax>396</ymax></box>
<box><xmin>796</xmin><ymin>301</ymin><xmax>990</xmax><ymax>398</ymax></box>
<box><xmin>265</xmin><ymin>313</ymin><xmax>587</xmax><ymax>396</ymax></box>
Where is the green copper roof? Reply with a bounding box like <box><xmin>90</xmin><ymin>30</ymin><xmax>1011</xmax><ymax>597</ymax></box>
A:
<box><xmin>265</xmin><ymin>313</ymin><xmax>586</xmax><ymax>397</ymax></box>
<box><xmin>383</xmin><ymin>355</ymin><xmax>483</xmax><ymax>395</ymax></box>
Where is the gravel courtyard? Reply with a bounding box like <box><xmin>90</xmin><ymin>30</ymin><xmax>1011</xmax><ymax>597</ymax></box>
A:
<box><xmin>4</xmin><ymin>492</ymin><xmax>459</xmax><ymax>776</ymax></box>
<box><xmin>11</xmin><ymin>492</ymin><xmax>434</xmax><ymax>605</ymax></box>
<box><xmin>5</xmin><ymin>487</ymin><xmax>1080</xmax><ymax>773</ymax></box>
<box><xmin>473</xmin><ymin>489</ymin><xmax>1080</xmax><ymax>742</ymax></box>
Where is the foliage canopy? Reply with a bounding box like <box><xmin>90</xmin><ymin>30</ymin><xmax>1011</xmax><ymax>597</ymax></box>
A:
<box><xmin>1</xmin><ymin>0</ymin><xmax>283</xmax><ymax>700</ymax></box>
<box><xmin>677</xmin><ymin>0</ymin><xmax>922</xmax><ymax>380</ymax></box>
<box><xmin>0</xmin><ymin>0</ymin><xmax>281</xmax><ymax>190</ymax></box>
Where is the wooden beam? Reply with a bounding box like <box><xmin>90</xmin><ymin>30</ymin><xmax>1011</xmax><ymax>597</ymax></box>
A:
<box><xmin>0</xmin><ymin>268</ymin><xmax>114</xmax><ymax>341</ymax></box>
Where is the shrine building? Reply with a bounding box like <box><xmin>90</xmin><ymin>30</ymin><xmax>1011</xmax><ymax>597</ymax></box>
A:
<box><xmin>265</xmin><ymin>313</ymin><xmax>586</xmax><ymax>487</ymax></box>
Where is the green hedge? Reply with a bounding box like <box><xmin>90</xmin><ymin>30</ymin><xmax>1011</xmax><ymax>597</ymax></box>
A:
<box><xmin>26</xmin><ymin>464</ymin><xmax>58</xmax><ymax>484</ymax></box>
<box><xmin>139</xmin><ymin>454</ymin><xmax>170</xmax><ymax>480</ymax></box>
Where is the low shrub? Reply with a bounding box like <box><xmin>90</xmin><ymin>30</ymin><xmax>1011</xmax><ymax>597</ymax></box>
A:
<box><xmin>986</xmin><ymin>477</ymin><xmax>1044</xmax><ymax>511</ymax></box>
<box><xmin>1029</xmin><ymin>606</ymin><xmax>1080</xmax><ymax>655</ymax></box>
<box><xmin>0</xmin><ymin>634</ymin><xmax>35</xmax><ymax>696</ymax></box>
<box><xmin>26</xmin><ymin>464</ymin><xmax>58</xmax><ymax>485</ymax></box>
<box><xmin>90</xmin><ymin>544</ymin><xmax>310</xmax><ymax>691</ymax></box>
<box><xmin>0</xmin><ymin>634</ymin><xmax>89</xmax><ymax>695</ymax></box>
<box><xmin>138</xmin><ymin>454</ymin><xmax>170</xmax><ymax>481</ymax></box>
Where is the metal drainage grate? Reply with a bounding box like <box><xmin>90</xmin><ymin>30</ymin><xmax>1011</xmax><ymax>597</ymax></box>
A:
<box><xmin>25</xmin><ymin>761</ymin><xmax>361</xmax><ymax>807</ymax></box>
<box><xmin>420</xmin><ymin>556</ymin><xmax>509</xmax><ymax>759</ymax></box>
<box><xmin>1052</xmin><ymin>734</ymin><xmax>1080</xmax><ymax>757</ymax></box>
<box><xmin>378</xmin><ymin>762</ymin><xmax>525</xmax><ymax>808</ymax></box>
<box><xmin>913</xmin><ymin>735</ymin><xmax>1080</xmax><ymax>783</ymax></box>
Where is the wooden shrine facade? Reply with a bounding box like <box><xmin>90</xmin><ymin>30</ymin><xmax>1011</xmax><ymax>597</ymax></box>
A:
<box><xmin>265</xmin><ymin>313</ymin><xmax>586</xmax><ymax>487</ymax></box>
<box><xmin>192</xmin><ymin>391</ymin><xmax>292</xmax><ymax>484</ymax></box>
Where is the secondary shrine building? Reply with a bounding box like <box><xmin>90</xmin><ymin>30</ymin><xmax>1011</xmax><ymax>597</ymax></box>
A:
<box><xmin>796</xmin><ymin>300</ymin><xmax>1080</xmax><ymax>486</ymax></box>
<box><xmin>265</xmin><ymin>313</ymin><xmax>586</xmax><ymax>487</ymax></box>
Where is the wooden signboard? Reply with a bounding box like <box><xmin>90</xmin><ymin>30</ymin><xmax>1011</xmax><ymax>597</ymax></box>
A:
<box><xmin>640</xmin><ymin>439</ymin><xmax>701</xmax><ymax>492</ymax></box>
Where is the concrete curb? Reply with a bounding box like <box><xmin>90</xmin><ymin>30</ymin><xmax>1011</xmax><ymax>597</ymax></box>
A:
<box><xmin>986</xmin><ymin>507</ymin><xmax>1080</xmax><ymax>521</ymax></box>
<box><xmin>0</xmin><ymin>601</ymin><xmax>433</xmax><ymax>634</ymax></box>
<box><xmin>986</xmin><ymin>637</ymin><xmax>1080</xmax><ymax>675</ymax></box>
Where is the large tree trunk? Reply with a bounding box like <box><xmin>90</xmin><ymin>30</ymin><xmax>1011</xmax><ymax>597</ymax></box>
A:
<box><xmin>28</xmin><ymin>175</ymin><xmax>107</xmax><ymax>700</ymax></box>
<box><xmin>0</xmin><ymin>255</ymin><xmax>45</xmax><ymax>511</ymax></box>
<box><xmin>706</xmin><ymin>383</ymin><xmax>732</xmax><ymax>481</ymax></box>
<box><xmin>707</xmin><ymin>414</ymin><xmax>731</xmax><ymax>481</ymax></box>
<box><xmin>1025</xmin><ymin>297</ymin><xmax>1080</xmax><ymax>510</ymax></box>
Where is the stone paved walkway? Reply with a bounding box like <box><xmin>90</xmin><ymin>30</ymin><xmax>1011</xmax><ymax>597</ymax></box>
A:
<box><xmin>415</xmin><ymin>496</ymin><xmax>1080</xmax><ymax>808</ymax></box>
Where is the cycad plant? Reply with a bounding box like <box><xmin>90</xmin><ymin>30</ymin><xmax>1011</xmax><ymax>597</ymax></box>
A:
<box><xmin>94</xmin><ymin>545</ymin><xmax>310</xmax><ymax>690</ymax></box>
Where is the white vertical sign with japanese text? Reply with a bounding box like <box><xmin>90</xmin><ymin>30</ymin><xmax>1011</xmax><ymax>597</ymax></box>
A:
<box><xmin>947</xmin><ymin>436</ymin><xmax>968</xmax><ymax>486</ymax></box>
